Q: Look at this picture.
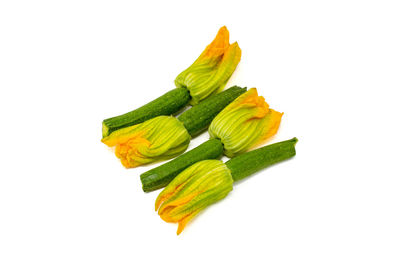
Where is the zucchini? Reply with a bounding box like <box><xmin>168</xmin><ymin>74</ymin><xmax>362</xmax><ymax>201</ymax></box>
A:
<box><xmin>140</xmin><ymin>139</ymin><xmax>224</xmax><ymax>192</ymax></box>
<box><xmin>102</xmin><ymin>88</ymin><xmax>190</xmax><ymax>137</ymax></box>
<box><xmin>178</xmin><ymin>86</ymin><xmax>247</xmax><ymax>136</ymax></box>
<box><xmin>226</xmin><ymin>137</ymin><xmax>298</xmax><ymax>181</ymax></box>
<box><xmin>141</xmin><ymin>137</ymin><xmax>297</xmax><ymax>192</ymax></box>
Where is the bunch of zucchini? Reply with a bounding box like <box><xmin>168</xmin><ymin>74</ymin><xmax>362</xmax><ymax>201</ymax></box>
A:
<box><xmin>101</xmin><ymin>26</ymin><xmax>298</xmax><ymax>235</ymax></box>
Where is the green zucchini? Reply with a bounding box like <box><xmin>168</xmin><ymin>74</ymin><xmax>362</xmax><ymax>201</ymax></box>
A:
<box><xmin>141</xmin><ymin>137</ymin><xmax>297</xmax><ymax>192</ymax></box>
<box><xmin>226</xmin><ymin>137</ymin><xmax>298</xmax><ymax>181</ymax></box>
<box><xmin>178</xmin><ymin>86</ymin><xmax>247</xmax><ymax>136</ymax></box>
<box><xmin>102</xmin><ymin>88</ymin><xmax>191</xmax><ymax>137</ymax></box>
<box><xmin>140</xmin><ymin>139</ymin><xmax>224</xmax><ymax>192</ymax></box>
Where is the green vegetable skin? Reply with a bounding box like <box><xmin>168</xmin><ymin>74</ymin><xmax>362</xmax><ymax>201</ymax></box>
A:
<box><xmin>102</xmin><ymin>88</ymin><xmax>190</xmax><ymax>137</ymax></box>
<box><xmin>140</xmin><ymin>139</ymin><xmax>224</xmax><ymax>192</ymax></box>
<box><xmin>226</xmin><ymin>137</ymin><xmax>298</xmax><ymax>181</ymax></box>
<box><xmin>178</xmin><ymin>86</ymin><xmax>247</xmax><ymax>136</ymax></box>
<box><xmin>141</xmin><ymin>137</ymin><xmax>297</xmax><ymax>192</ymax></box>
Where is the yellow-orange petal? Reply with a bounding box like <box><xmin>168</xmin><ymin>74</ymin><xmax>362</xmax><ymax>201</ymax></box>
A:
<box><xmin>222</xmin><ymin>88</ymin><xmax>269</xmax><ymax>116</ymax></box>
<box><xmin>158</xmin><ymin>192</ymin><xmax>199</xmax><ymax>216</ymax></box>
<box><xmin>101</xmin><ymin>126</ymin><xmax>146</xmax><ymax>147</ymax></box>
<box><xmin>198</xmin><ymin>26</ymin><xmax>230</xmax><ymax>60</ymax></box>
<box><xmin>177</xmin><ymin>209</ymin><xmax>202</xmax><ymax>235</ymax></box>
<box><xmin>259</xmin><ymin>109</ymin><xmax>284</xmax><ymax>143</ymax></box>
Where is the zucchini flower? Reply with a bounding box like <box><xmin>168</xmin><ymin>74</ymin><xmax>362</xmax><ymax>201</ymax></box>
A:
<box><xmin>101</xmin><ymin>116</ymin><xmax>190</xmax><ymax>168</ymax></box>
<box><xmin>175</xmin><ymin>26</ymin><xmax>242</xmax><ymax>105</ymax></box>
<box><xmin>209</xmin><ymin>88</ymin><xmax>283</xmax><ymax>158</ymax></box>
<box><xmin>155</xmin><ymin>160</ymin><xmax>233</xmax><ymax>235</ymax></box>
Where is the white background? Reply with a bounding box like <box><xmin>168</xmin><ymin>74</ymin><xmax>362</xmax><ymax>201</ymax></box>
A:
<box><xmin>1</xmin><ymin>0</ymin><xmax>399</xmax><ymax>255</ymax></box>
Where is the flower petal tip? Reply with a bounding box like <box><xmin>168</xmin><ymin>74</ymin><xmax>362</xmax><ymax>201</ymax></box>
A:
<box><xmin>177</xmin><ymin>224</ymin><xmax>184</xmax><ymax>235</ymax></box>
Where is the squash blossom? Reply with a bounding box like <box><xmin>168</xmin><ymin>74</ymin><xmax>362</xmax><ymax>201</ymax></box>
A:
<box><xmin>101</xmin><ymin>116</ymin><xmax>190</xmax><ymax>168</ymax></box>
<box><xmin>175</xmin><ymin>26</ymin><xmax>242</xmax><ymax>105</ymax></box>
<box><xmin>209</xmin><ymin>88</ymin><xmax>283</xmax><ymax>158</ymax></box>
<box><xmin>155</xmin><ymin>160</ymin><xmax>233</xmax><ymax>235</ymax></box>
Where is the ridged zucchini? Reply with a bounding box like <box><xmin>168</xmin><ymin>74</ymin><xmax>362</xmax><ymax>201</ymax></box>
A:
<box><xmin>178</xmin><ymin>86</ymin><xmax>247</xmax><ymax>136</ymax></box>
<box><xmin>102</xmin><ymin>88</ymin><xmax>190</xmax><ymax>137</ymax></box>
<box><xmin>140</xmin><ymin>139</ymin><xmax>224</xmax><ymax>192</ymax></box>
<box><xmin>226</xmin><ymin>137</ymin><xmax>298</xmax><ymax>181</ymax></box>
